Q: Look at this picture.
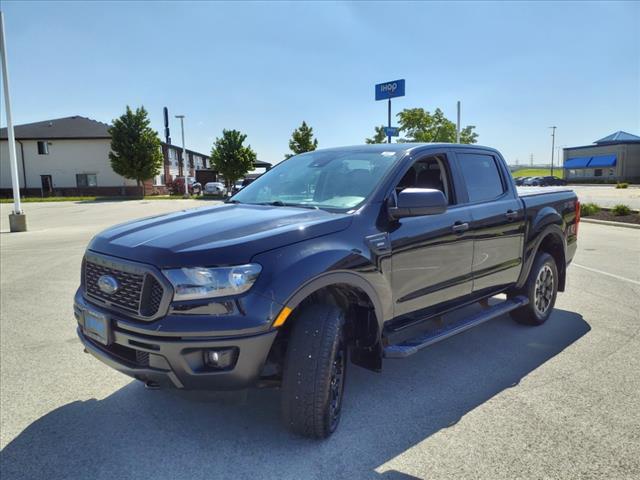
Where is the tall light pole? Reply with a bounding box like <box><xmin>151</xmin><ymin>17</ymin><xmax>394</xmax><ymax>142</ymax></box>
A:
<box><xmin>556</xmin><ymin>144</ymin><xmax>567</xmax><ymax>178</ymax></box>
<box><xmin>0</xmin><ymin>12</ymin><xmax>26</xmax><ymax>231</ymax></box>
<box><xmin>549</xmin><ymin>126</ymin><xmax>557</xmax><ymax>177</ymax></box>
<box><xmin>175</xmin><ymin>115</ymin><xmax>188</xmax><ymax>198</ymax></box>
<box><xmin>456</xmin><ymin>100</ymin><xmax>461</xmax><ymax>143</ymax></box>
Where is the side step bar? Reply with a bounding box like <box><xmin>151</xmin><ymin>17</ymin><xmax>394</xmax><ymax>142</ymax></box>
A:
<box><xmin>384</xmin><ymin>295</ymin><xmax>529</xmax><ymax>359</ymax></box>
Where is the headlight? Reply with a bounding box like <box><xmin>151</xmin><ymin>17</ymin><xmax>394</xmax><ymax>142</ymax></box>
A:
<box><xmin>163</xmin><ymin>264</ymin><xmax>262</xmax><ymax>301</ymax></box>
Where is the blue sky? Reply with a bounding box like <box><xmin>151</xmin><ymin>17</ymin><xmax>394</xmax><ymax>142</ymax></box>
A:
<box><xmin>1</xmin><ymin>1</ymin><xmax>638</xmax><ymax>166</ymax></box>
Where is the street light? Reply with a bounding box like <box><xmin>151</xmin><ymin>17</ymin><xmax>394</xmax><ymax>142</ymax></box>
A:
<box><xmin>175</xmin><ymin>115</ymin><xmax>188</xmax><ymax>198</ymax></box>
<box><xmin>549</xmin><ymin>126</ymin><xmax>557</xmax><ymax>177</ymax></box>
<box><xmin>556</xmin><ymin>144</ymin><xmax>567</xmax><ymax>177</ymax></box>
<box><xmin>1</xmin><ymin>12</ymin><xmax>26</xmax><ymax>232</ymax></box>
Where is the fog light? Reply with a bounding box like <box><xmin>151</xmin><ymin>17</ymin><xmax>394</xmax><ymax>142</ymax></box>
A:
<box><xmin>203</xmin><ymin>348</ymin><xmax>238</xmax><ymax>370</ymax></box>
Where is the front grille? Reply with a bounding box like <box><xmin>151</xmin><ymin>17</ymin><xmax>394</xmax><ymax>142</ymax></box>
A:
<box><xmin>141</xmin><ymin>275</ymin><xmax>164</xmax><ymax>317</ymax></box>
<box><xmin>83</xmin><ymin>253</ymin><xmax>168</xmax><ymax>319</ymax></box>
<box><xmin>85</xmin><ymin>261</ymin><xmax>144</xmax><ymax>313</ymax></box>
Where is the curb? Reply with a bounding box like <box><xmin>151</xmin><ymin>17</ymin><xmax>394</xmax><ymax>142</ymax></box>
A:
<box><xmin>581</xmin><ymin>218</ymin><xmax>640</xmax><ymax>229</ymax></box>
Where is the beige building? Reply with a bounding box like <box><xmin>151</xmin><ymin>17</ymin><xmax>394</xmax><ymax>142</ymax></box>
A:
<box><xmin>563</xmin><ymin>131</ymin><xmax>640</xmax><ymax>183</ymax></box>
<box><xmin>0</xmin><ymin>116</ymin><xmax>209</xmax><ymax>196</ymax></box>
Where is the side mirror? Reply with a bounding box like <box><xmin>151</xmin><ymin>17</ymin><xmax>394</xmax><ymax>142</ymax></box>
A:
<box><xmin>388</xmin><ymin>188</ymin><xmax>447</xmax><ymax>219</ymax></box>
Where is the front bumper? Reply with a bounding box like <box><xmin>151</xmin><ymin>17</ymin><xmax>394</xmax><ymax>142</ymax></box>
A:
<box><xmin>75</xmin><ymin>292</ymin><xmax>279</xmax><ymax>390</ymax></box>
<box><xmin>77</xmin><ymin>327</ymin><xmax>277</xmax><ymax>390</ymax></box>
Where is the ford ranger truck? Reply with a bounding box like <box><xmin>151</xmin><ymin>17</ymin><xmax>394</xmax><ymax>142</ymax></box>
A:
<box><xmin>74</xmin><ymin>144</ymin><xmax>579</xmax><ymax>438</ymax></box>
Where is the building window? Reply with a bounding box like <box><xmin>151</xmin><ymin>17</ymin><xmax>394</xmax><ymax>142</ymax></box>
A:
<box><xmin>608</xmin><ymin>168</ymin><xmax>615</xmax><ymax>176</ymax></box>
<box><xmin>154</xmin><ymin>174</ymin><xmax>165</xmax><ymax>186</ymax></box>
<box><xmin>76</xmin><ymin>173</ymin><xmax>97</xmax><ymax>187</ymax></box>
<box><xmin>37</xmin><ymin>141</ymin><xmax>49</xmax><ymax>155</ymax></box>
<box><xmin>168</xmin><ymin>148</ymin><xmax>179</xmax><ymax>166</ymax></box>
<box><xmin>594</xmin><ymin>169</ymin><xmax>603</xmax><ymax>177</ymax></box>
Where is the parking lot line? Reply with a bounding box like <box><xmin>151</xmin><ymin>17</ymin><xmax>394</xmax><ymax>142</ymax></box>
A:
<box><xmin>572</xmin><ymin>263</ymin><xmax>640</xmax><ymax>286</ymax></box>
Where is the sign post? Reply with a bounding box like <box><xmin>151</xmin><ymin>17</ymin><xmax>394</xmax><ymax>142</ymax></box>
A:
<box><xmin>375</xmin><ymin>79</ymin><xmax>405</xmax><ymax>143</ymax></box>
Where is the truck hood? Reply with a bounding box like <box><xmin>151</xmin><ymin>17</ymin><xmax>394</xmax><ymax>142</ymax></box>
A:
<box><xmin>88</xmin><ymin>203</ymin><xmax>352</xmax><ymax>268</ymax></box>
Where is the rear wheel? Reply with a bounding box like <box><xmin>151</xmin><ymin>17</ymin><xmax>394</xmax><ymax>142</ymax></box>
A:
<box><xmin>280</xmin><ymin>304</ymin><xmax>347</xmax><ymax>439</ymax></box>
<box><xmin>510</xmin><ymin>252</ymin><xmax>558</xmax><ymax>325</ymax></box>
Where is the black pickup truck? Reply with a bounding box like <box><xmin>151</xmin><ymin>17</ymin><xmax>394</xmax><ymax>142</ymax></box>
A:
<box><xmin>75</xmin><ymin>144</ymin><xmax>579</xmax><ymax>438</ymax></box>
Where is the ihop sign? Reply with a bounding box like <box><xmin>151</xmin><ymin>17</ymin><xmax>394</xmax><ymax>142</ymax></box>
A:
<box><xmin>375</xmin><ymin>79</ymin><xmax>406</xmax><ymax>101</ymax></box>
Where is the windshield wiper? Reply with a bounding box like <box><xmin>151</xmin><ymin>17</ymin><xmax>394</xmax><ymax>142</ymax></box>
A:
<box><xmin>225</xmin><ymin>199</ymin><xmax>242</xmax><ymax>204</ymax></box>
<box><xmin>257</xmin><ymin>201</ymin><xmax>319</xmax><ymax>210</ymax></box>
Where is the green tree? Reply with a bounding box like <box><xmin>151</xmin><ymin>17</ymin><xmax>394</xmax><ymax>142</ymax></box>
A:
<box><xmin>286</xmin><ymin>121</ymin><xmax>318</xmax><ymax>158</ymax></box>
<box><xmin>210</xmin><ymin>129</ymin><xmax>257</xmax><ymax>188</ymax></box>
<box><xmin>365</xmin><ymin>125</ymin><xmax>387</xmax><ymax>144</ymax></box>
<box><xmin>109</xmin><ymin>106</ymin><xmax>164</xmax><ymax>196</ymax></box>
<box><xmin>397</xmin><ymin>107</ymin><xmax>478</xmax><ymax>144</ymax></box>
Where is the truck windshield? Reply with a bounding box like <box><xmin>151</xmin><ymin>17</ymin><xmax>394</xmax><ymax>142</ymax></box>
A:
<box><xmin>231</xmin><ymin>149</ymin><xmax>402</xmax><ymax>211</ymax></box>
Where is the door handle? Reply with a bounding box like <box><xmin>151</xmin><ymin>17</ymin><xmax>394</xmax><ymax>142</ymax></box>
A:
<box><xmin>505</xmin><ymin>210</ymin><xmax>518</xmax><ymax>221</ymax></box>
<box><xmin>452</xmin><ymin>222</ymin><xmax>469</xmax><ymax>233</ymax></box>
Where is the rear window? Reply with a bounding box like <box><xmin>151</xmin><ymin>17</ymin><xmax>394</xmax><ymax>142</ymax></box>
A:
<box><xmin>457</xmin><ymin>153</ymin><xmax>505</xmax><ymax>203</ymax></box>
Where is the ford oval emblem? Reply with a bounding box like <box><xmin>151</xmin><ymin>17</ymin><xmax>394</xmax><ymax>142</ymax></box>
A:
<box><xmin>97</xmin><ymin>275</ymin><xmax>119</xmax><ymax>295</ymax></box>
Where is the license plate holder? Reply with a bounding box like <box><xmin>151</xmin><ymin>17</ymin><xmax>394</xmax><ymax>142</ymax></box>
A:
<box><xmin>83</xmin><ymin>310</ymin><xmax>111</xmax><ymax>345</ymax></box>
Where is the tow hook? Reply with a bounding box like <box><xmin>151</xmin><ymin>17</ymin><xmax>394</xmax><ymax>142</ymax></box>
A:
<box><xmin>144</xmin><ymin>380</ymin><xmax>161</xmax><ymax>390</ymax></box>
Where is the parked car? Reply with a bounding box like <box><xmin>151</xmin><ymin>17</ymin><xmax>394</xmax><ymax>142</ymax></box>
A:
<box><xmin>537</xmin><ymin>176</ymin><xmax>567</xmax><ymax>186</ymax></box>
<box><xmin>523</xmin><ymin>176</ymin><xmax>543</xmax><ymax>186</ymax></box>
<box><xmin>514</xmin><ymin>176</ymin><xmax>529</xmax><ymax>186</ymax></box>
<box><xmin>204</xmin><ymin>182</ymin><xmax>227</xmax><ymax>196</ymax></box>
<box><xmin>232</xmin><ymin>180</ymin><xmax>244</xmax><ymax>194</ymax></box>
<box><xmin>75</xmin><ymin>144</ymin><xmax>579</xmax><ymax>438</ymax></box>
<box><xmin>173</xmin><ymin>176</ymin><xmax>202</xmax><ymax>195</ymax></box>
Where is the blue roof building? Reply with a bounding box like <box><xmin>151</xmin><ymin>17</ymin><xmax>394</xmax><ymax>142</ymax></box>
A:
<box><xmin>563</xmin><ymin>131</ymin><xmax>640</xmax><ymax>183</ymax></box>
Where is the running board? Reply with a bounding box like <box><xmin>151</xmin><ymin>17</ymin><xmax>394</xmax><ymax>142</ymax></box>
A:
<box><xmin>384</xmin><ymin>295</ymin><xmax>529</xmax><ymax>359</ymax></box>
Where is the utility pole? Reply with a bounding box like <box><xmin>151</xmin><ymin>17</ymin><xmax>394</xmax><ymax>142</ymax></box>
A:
<box><xmin>175</xmin><ymin>115</ymin><xmax>189</xmax><ymax>198</ymax></box>
<box><xmin>549</xmin><ymin>126</ymin><xmax>557</xmax><ymax>176</ymax></box>
<box><xmin>530</xmin><ymin>153</ymin><xmax>534</xmax><ymax>167</ymax></box>
<box><xmin>456</xmin><ymin>100</ymin><xmax>461</xmax><ymax>143</ymax></box>
<box><xmin>1</xmin><ymin>12</ymin><xmax>26</xmax><ymax>232</ymax></box>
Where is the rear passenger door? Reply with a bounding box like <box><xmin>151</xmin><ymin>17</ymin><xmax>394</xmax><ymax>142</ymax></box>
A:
<box><xmin>453</xmin><ymin>151</ymin><xmax>525</xmax><ymax>294</ymax></box>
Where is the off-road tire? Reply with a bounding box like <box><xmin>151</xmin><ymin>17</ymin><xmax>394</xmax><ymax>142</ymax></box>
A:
<box><xmin>280</xmin><ymin>304</ymin><xmax>347</xmax><ymax>439</ymax></box>
<box><xmin>510</xmin><ymin>252</ymin><xmax>558</xmax><ymax>326</ymax></box>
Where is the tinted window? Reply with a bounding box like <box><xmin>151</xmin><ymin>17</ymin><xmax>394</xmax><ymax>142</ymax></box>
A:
<box><xmin>457</xmin><ymin>153</ymin><xmax>505</xmax><ymax>203</ymax></box>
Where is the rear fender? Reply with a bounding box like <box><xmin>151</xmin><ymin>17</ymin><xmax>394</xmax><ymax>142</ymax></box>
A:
<box><xmin>517</xmin><ymin>222</ymin><xmax>566</xmax><ymax>289</ymax></box>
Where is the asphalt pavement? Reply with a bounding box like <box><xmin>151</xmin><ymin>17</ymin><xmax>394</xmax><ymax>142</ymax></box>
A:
<box><xmin>559</xmin><ymin>185</ymin><xmax>640</xmax><ymax>209</ymax></box>
<box><xmin>0</xmin><ymin>200</ymin><xmax>638</xmax><ymax>479</ymax></box>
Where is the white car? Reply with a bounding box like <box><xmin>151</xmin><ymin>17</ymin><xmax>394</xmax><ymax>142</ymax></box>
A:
<box><xmin>204</xmin><ymin>182</ymin><xmax>227</xmax><ymax>196</ymax></box>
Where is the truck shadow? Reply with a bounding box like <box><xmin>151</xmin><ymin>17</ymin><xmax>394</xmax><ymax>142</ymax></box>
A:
<box><xmin>1</xmin><ymin>308</ymin><xmax>588</xmax><ymax>480</ymax></box>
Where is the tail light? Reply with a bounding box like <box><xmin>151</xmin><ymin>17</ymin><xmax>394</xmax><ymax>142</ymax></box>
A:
<box><xmin>574</xmin><ymin>200</ymin><xmax>581</xmax><ymax>237</ymax></box>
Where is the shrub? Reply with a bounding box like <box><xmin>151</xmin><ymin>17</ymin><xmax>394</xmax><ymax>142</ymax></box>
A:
<box><xmin>580</xmin><ymin>203</ymin><xmax>600</xmax><ymax>217</ymax></box>
<box><xmin>612</xmin><ymin>204</ymin><xmax>632</xmax><ymax>216</ymax></box>
<box><xmin>616</xmin><ymin>182</ymin><xmax>629</xmax><ymax>189</ymax></box>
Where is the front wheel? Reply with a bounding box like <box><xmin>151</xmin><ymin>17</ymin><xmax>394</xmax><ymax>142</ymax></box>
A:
<box><xmin>280</xmin><ymin>304</ymin><xmax>347</xmax><ymax>439</ymax></box>
<box><xmin>510</xmin><ymin>252</ymin><xmax>558</xmax><ymax>325</ymax></box>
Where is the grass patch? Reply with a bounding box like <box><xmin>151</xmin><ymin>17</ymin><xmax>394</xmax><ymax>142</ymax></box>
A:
<box><xmin>612</xmin><ymin>204</ymin><xmax>632</xmax><ymax>216</ymax></box>
<box><xmin>0</xmin><ymin>195</ymin><xmax>222</xmax><ymax>204</ymax></box>
<box><xmin>581</xmin><ymin>202</ymin><xmax>601</xmax><ymax>217</ymax></box>
<box><xmin>0</xmin><ymin>196</ymin><xmax>100</xmax><ymax>203</ymax></box>
<box><xmin>511</xmin><ymin>168</ymin><xmax>564</xmax><ymax>178</ymax></box>
<box><xmin>616</xmin><ymin>182</ymin><xmax>629</xmax><ymax>189</ymax></box>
